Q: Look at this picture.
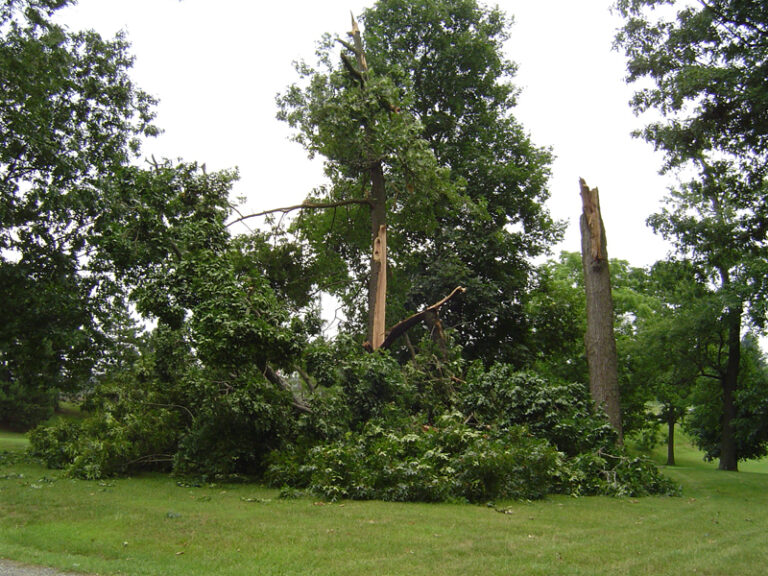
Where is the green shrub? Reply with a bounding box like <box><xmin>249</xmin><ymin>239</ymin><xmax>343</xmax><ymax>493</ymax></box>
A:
<box><xmin>269</xmin><ymin>412</ymin><xmax>561</xmax><ymax>503</ymax></box>
<box><xmin>461</xmin><ymin>364</ymin><xmax>617</xmax><ymax>455</ymax></box>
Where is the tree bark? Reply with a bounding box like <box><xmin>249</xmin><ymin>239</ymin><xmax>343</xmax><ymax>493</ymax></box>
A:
<box><xmin>666</xmin><ymin>413</ymin><xmax>676</xmax><ymax>466</ymax></box>
<box><xmin>719</xmin><ymin>268</ymin><xmax>741</xmax><ymax>471</ymax></box>
<box><xmin>579</xmin><ymin>178</ymin><xmax>623</xmax><ymax>442</ymax></box>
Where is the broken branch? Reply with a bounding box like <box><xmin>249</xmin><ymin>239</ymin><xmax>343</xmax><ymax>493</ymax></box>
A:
<box><xmin>226</xmin><ymin>198</ymin><xmax>373</xmax><ymax>227</ymax></box>
<box><xmin>374</xmin><ymin>286</ymin><xmax>466</xmax><ymax>351</ymax></box>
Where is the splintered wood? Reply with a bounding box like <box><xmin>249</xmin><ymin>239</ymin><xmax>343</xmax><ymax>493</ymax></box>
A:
<box><xmin>579</xmin><ymin>178</ymin><xmax>603</xmax><ymax>262</ymax></box>
<box><xmin>371</xmin><ymin>224</ymin><xmax>387</xmax><ymax>350</ymax></box>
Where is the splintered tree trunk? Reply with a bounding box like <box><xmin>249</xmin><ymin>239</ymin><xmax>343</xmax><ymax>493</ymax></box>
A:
<box><xmin>345</xmin><ymin>14</ymin><xmax>388</xmax><ymax>349</ymax></box>
<box><xmin>579</xmin><ymin>178</ymin><xmax>623</xmax><ymax>442</ymax></box>
<box><xmin>368</xmin><ymin>163</ymin><xmax>387</xmax><ymax>349</ymax></box>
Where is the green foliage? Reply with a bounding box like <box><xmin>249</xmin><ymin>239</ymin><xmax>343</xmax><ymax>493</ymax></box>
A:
<box><xmin>266</xmin><ymin>347</ymin><xmax>676</xmax><ymax>502</ymax></box>
<box><xmin>270</xmin><ymin>412</ymin><xmax>560</xmax><ymax>503</ymax></box>
<box><xmin>278</xmin><ymin>0</ymin><xmax>561</xmax><ymax>360</ymax></box>
<box><xmin>0</xmin><ymin>0</ymin><xmax>157</xmax><ymax>429</ymax></box>
<box><xmin>460</xmin><ymin>365</ymin><xmax>616</xmax><ymax>457</ymax></box>
<box><xmin>685</xmin><ymin>334</ymin><xmax>768</xmax><ymax>463</ymax></box>
<box><xmin>362</xmin><ymin>0</ymin><xmax>562</xmax><ymax>364</ymax></box>
<box><xmin>616</xmin><ymin>0</ymin><xmax>768</xmax><ymax>468</ymax></box>
<box><xmin>29</xmin><ymin>324</ymin><xmax>297</xmax><ymax>480</ymax></box>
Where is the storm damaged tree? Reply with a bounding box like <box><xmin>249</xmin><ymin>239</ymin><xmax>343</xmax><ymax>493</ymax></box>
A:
<box><xmin>579</xmin><ymin>179</ymin><xmax>622</xmax><ymax>441</ymax></box>
<box><xmin>273</xmin><ymin>14</ymin><xmax>467</xmax><ymax>351</ymax></box>
<box><xmin>361</xmin><ymin>0</ymin><xmax>562</xmax><ymax>364</ymax></box>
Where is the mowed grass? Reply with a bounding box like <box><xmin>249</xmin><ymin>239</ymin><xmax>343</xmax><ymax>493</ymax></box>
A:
<box><xmin>0</xmin><ymin>429</ymin><xmax>766</xmax><ymax>576</ymax></box>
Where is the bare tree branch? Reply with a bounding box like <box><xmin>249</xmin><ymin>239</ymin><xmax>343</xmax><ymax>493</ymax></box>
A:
<box><xmin>226</xmin><ymin>199</ymin><xmax>373</xmax><ymax>228</ymax></box>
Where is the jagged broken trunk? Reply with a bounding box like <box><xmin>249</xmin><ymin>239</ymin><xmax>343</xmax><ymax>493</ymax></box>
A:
<box><xmin>579</xmin><ymin>178</ymin><xmax>623</xmax><ymax>442</ymax></box>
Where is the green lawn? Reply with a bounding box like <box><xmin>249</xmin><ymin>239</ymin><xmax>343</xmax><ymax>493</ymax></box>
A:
<box><xmin>1</xmin><ymin>429</ymin><xmax>767</xmax><ymax>576</ymax></box>
<box><xmin>0</xmin><ymin>430</ymin><xmax>29</xmax><ymax>451</ymax></box>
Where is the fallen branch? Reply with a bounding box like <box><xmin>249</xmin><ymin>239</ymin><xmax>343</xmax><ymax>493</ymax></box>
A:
<box><xmin>263</xmin><ymin>364</ymin><xmax>313</xmax><ymax>414</ymax></box>
<box><xmin>371</xmin><ymin>286</ymin><xmax>466</xmax><ymax>351</ymax></box>
<box><xmin>226</xmin><ymin>198</ymin><xmax>373</xmax><ymax>228</ymax></box>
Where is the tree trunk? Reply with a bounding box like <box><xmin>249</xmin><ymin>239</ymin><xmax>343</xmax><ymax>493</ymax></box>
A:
<box><xmin>666</xmin><ymin>413</ymin><xmax>676</xmax><ymax>466</ymax></box>
<box><xmin>367</xmin><ymin>161</ymin><xmax>388</xmax><ymax>349</ymax></box>
<box><xmin>579</xmin><ymin>178</ymin><xmax>622</xmax><ymax>442</ymax></box>
<box><xmin>719</xmin><ymin>270</ymin><xmax>741</xmax><ymax>471</ymax></box>
<box><xmin>346</xmin><ymin>15</ymin><xmax>389</xmax><ymax>350</ymax></box>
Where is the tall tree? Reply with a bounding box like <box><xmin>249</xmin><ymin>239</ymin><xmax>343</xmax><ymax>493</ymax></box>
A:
<box><xmin>0</xmin><ymin>0</ymin><xmax>157</xmax><ymax>428</ymax></box>
<box><xmin>362</xmin><ymin>0</ymin><xmax>562</xmax><ymax>364</ymax></box>
<box><xmin>277</xmin><ymin>12</ymin><xmax>467</xmax><ymax>348</ymax></box>
<box><xmin>616</xmin><ymin>0</ymin><xmax>768</xmax><ymax>469</ymax></box>
<box><xmin>277</xmin><ymin>0</ymin><xmax>561</xmax><ymax>362</ymax></box>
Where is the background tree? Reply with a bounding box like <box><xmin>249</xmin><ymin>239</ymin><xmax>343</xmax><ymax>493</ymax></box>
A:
<box><xmin>616</xmin><ymin>0</ymin><xmax>768</xmax><ymax>470</ymax></box>
<box><xmin>526</xmin><ymin>252</ymin><xmax>663</xmax><ymax>437</ymax></box>
<box><xmin>0</xmin><ymin>0</ymin><xmax>157</xmax><ymax>428</ymax></box>
<box><xmin>685</xmin><ymin>332</ymin><xmax>768</xmax><ymax>464</ymax></box>
<box><xmin>624</xmin><ymin>259</ymin><xmax>707</xmax><ymax>465</ymax></box>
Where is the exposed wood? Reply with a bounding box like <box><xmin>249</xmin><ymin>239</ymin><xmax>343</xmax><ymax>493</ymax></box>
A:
<box><xmin>226</xmin><ymin>198</ymin><xmax>373</xmax><ymax>227</ymax></box>
<box><xmin>580</xmin><ymin>178</ymin><xmax>603</xmax><ymax>262</ymax></box>
<box><xmin>340</xmin><ymin>14</ymin><xmax>390</xmax><ymax>350</ymax></box>
<box><xmin>579</xmin><ymin>178</ymin><xmax>622</xmax><ymax>442</ymax></box>
<box><xmin>371</xmin><ymin>224</ymin><xmax>388</xmax><ymax>349</ymax></box>
<box><xmin>377</xmin><ymin>286</ymin><xmax>466</xmax><ymax>350</ymax></box>
<box><xmin>348</xmin><ymin>12</ymin><xmax>368</xmax><ymax>73</ymax></box>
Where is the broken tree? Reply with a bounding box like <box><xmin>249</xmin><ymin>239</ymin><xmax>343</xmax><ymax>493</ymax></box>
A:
<box><xmin>579</xmin><ymin>178</ymin><xmax>622</xmax><ymax>441</ymax></box>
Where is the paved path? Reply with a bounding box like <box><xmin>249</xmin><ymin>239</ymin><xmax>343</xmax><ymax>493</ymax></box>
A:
<box><xmin>0</xmin><ymin>559</ymin><xmax>90</xmax><ymax>576</ymax></box>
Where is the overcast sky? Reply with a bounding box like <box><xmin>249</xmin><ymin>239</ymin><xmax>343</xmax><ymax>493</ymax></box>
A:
<box><xmin>58</xmin><ymin>0</ymin><xmax>676</xmax><ymax>268</ymax></box>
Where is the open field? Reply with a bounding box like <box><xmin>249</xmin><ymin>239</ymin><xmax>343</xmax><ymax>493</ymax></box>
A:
<box><xmin>1</xmin><ymin>430</ymin><xmax>767</xmax><ymax>576</ymax></box>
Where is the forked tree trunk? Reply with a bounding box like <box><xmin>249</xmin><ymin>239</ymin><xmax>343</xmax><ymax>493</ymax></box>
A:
<box><xmin>579</xmin><ymin>178</ymin><xmax>623</xmax><ymax>442</ymax></box>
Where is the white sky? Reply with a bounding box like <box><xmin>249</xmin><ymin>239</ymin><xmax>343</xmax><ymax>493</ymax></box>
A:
<box><xmin>58</xmin><ymin>0</ymin><xmax>676</xmax><ymax>268</ymax></box>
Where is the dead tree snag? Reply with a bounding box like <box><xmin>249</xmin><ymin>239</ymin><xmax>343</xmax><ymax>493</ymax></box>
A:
<box><xmin>579</xmin><ymin>178</ymin><xmax>622</xmax><ymax>442</ymax></box>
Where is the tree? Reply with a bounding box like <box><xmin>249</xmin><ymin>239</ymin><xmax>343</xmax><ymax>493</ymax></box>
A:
<box><xmin>616</xmin><ymin>0</ymin><xmax>768</xmax><ymax>470</ymax></box>
<box><xmin>278</xmin><ymin>0</ymin><xmax>561</xmax><ymax>362</ymax></box>
<box><xmin>686</xmin><ymin>333</ymin><xmax>768</xmax><ymax>463</ymax></box>
<box><xmin>276</xmin><ymin>15</ymin><xmax>458</xmax><ymax>350</ymax></box>
<box><xmin>0</xmin><ymin>0</ymin><xmax>157</xmax><ymax>428</ymax></box>
<box><xmin>30</xmin><ymin>160</ymin><xmax>314</xmax><ymax>478</ymax></box>
<box><xmin>362</xmin><ymin>0</ymin><xmax>562</xmax><ymax>364</ymax></box>
<box><xmin>625</xmin><ymin>260</ymin><xmax>708</xmax><ymax>465</ymax></box>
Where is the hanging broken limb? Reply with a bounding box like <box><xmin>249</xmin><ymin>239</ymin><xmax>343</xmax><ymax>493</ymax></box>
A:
<box><xmin>364</xmin><ymin>286</ymin><xmax>466</xmax><ymax>351</ymax></box>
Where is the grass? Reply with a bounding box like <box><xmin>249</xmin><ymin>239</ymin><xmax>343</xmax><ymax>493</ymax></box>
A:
<box><xmin>0</xmin><ymin>429</ymin><xmax>767</xmax><ymax>575</ymax></box>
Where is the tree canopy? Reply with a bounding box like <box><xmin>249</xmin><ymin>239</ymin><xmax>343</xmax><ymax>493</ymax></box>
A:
<box><xmin>616</xmin><ymin>0</ymin><xmax>768</xmax><ymax>469</ymax></box>
<box><xmin>277</xmin><ymin>0</ymin><xmax>562</xmax><ymax>363</ymax></box>
<box><xmin>0</xmin><ymin>0</ymin><xmax>156</xmax><ymax>428</ymax></box>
